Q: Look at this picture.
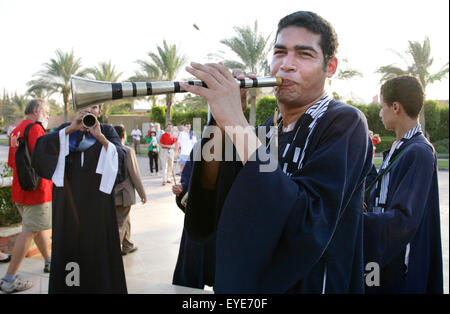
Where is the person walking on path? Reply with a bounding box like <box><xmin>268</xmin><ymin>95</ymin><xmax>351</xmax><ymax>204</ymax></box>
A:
<box><xmin>146</xmin><ymin>128</ymin><xmax>160</xmax><ymax>176</ymax></box>
<box><xmin>159</xmin><ymin>123</ymin><xmax>178</xmax><ymax>186</ymax></box>
<box><xmin>1</xmin><ymin>99</ymin><xmax>52</xmax><ymax>294</ymax></box>
<box><xmin>113</xmin><ymin>125</ymin><xmax>147</xmax><ymax>255</ymax></box>
<box><xmin>131</xmin><ymin>125</ymin><xmax>142</xmax><ymax>154</ymax></box>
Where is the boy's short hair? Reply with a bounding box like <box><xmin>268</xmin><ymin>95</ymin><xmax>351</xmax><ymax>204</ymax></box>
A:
<box><xmin>381</xmin><ymin>75</ymin><xmax>424</xmax><ymax>118</ymax></box>
<box><xmin>114</xmin><ymin>124</ymin><xmax>126</xmax><ymax>139</ymax></box>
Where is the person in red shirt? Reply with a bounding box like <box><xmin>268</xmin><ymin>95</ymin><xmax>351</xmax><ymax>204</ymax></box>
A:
<box><xmin>159</xmin><ymin>123</ymin><xmax>178</xmax><ymax>186</ymax></box>
<box><xmin>1</xmin><ymin>99</ymin><xmax>52</xmax><ymax>293</ymax></box>
<box><xmin>369</xmin><ymin>130</ymin><xmax>381</xmax><ymax>156</ymax></box>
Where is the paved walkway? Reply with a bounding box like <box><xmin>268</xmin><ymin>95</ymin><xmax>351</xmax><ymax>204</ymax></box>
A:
<box><xmin>0</xmin><ymin>142</ymin><xmax>448</xmax><ymax>294</ymax></box>
<box><xmin>0</xmin><ymin>143</ymin><xmax>211</xmax><ymax>293</ymax></box>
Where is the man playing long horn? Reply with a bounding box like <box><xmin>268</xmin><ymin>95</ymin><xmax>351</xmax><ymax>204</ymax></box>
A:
<box><xmin>31</xmin><ymin>104</ymin><xmax>127</xmax><ymax>294</ymax></box>
<box><xmin>177</xmin><ymin>11</ymin><xmax>373</xmax><ymax>293</ymax></box>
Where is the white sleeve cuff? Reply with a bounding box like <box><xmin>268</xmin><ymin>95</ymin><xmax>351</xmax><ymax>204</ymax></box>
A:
<box><xmin>96</xmin><ymin>141</ymin><xmax>118</xmax><ymax>194</ymax></box>
<box><xmin>51</xmin><ymin>127</ymin><xmax>69</xmax><ymax>187</ymax></box>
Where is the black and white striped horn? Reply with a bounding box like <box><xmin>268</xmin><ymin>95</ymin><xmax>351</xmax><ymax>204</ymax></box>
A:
<box><xmin>70</xmin><ymin>75</ymin><xmax>282</xmax><ymax>111</ymax></box>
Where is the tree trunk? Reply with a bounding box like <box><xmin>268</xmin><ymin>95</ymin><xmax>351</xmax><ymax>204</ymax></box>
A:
<box><xmin>420</xmin><ymin>89</ymin><xmax>427</xmax><ymax>138</ymax></box>
<box><xmin>103</xmin><ymin>103</ymin><xmax>109</xmax><ymax>123</ymax></box>
<box><xmin>165</xmin><ymin>94</ymin><xmax>173</xmax><ymax>125</ymax></box>
<box><xmin>249</xmin><ymin>89</ymin><xmax>257</xmax><ymax>126</ymax></box>
<box><xmin>420</xmin><ymin>107</ymin><xmax>427</xmax><ymax>138</ymax></box>
<box><xmin>63</xmin><ymin>92</ymin><xmax>69</xmax><ymax>123</ymax></box>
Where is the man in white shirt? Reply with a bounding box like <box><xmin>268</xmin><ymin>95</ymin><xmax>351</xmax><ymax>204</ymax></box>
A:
<box><xmin>177</xmin><ymin>123</ymin><xmax>197</xmax><ymax>174</ymax></box>
<box><xmin>130</xmin><ymin>125</ymin><xmax>142</xmax><ymax>154</ymax></box>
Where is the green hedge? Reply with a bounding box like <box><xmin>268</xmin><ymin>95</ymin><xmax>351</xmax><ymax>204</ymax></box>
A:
<box><xmin>374</xmin><ymin>136</ymin><xmax>395</xmax><ymax>154</ymax></box>
<box><xmin>0</xmin><ymin>162</ymin><xmax>20</xmax><ymax>227</ymax></box>
<box><xmin>434</xmin><ymin>138</ymin><xmax>449</xmax><ymax>154</ymax></box>
<box><xmin>0</xmin><ymin>187</ymin><xmax>20</xmax><ymax>227</ymax></box>
<box><xmin>256</xmin><ymin>96</ymin><xmax>278</xmax><ymax>126</ymax></box>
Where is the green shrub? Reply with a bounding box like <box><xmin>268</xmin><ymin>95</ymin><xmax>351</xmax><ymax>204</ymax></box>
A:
<box><xmin>438</xmin><ymin>104</ymin><xmax>448</xmax><ymax>141</ymax></box>
<box><xmin>150</xmin><ymin>106</ymin><xmax>166</xmax><ymax>126</ymax></box>
<box><xmin>374</xmin><ymin>136</ymin><xmax>396</xmax><ymax>154</ymax></box>
<box><xmin>434</xmin><ymin>138</ymin><xmax>449</xmax><ymax>154</ymax></box>
<box><xmin>0</xmin><ymin>162</ymin><xmax>20</xmax><ymax>227</ymax></box>
<box><xmin>255</xmin><ymin>96</ymin><xmax>278</xmax><ymax>126</ymax></box>
<box><xmin>172</xmin><ymin>109</ymin><xmax>208</xmax><ymax>128</ymax></box>
<box><xmin>0</xmin><ymin>187</ymin><xmax>20</xmax><ymax>226</ymax></box>
<box><xmin>424</xmin><ymin>100</ymin><xmax>440</xmax><ymax>141</ymax></box>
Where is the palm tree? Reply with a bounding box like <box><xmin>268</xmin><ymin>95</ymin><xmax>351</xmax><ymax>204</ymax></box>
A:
<box><xmin>329</xmin><ymin>58</ymin><xmax>363</xmax><ymax>100</ymax></box>
<box><xmin>137</xmin><ymin>40</ymin><xmax>187</xmax><ymax>124</ymax></box>
<box><xmin>27</xmin><ymin>49</ymin><xmax>88</xmax><ymax>122</ymax></box>
<box><xmin>0</xmin><ymin>92</ymin><xmax>29</xmax><ymax>123</ymax></box>
<box><xmin>11</xmin><ymin>93</ymin><xmax>29</xmax><ymax>117</ymax></box>
<box><xmin>129</xmin><ymin>60</ymin><xmax>162</xmax><ymax>108</ymax></box>
<box><xmin>220</xmin><ymin>21</ymin><xmax>272</xmax><ymax>126</ymax></box>
<box><xmin>26</xmin><ymin>88</ymin><xmax>63</xmax><ymax>117</ymax></box>
<box><xmin>376</xmin><ymin>37</ymin><xmax>449</xmax><ymax>132</ymax></box>
<box><xmin>86</xmin><ymin>60</ymin><xmax>123</xmax><ymax>122</ymax></box>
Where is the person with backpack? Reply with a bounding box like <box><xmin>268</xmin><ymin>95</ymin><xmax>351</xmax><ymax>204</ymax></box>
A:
<box><xmin>1</xmin><ymin>99</ymin><xmax>52</xmax><ymax>294</ymax></box>
<box><xmin>363</xmin><ymin>75</ymin><xmax>443</xmax><ymax>293</ymax></box>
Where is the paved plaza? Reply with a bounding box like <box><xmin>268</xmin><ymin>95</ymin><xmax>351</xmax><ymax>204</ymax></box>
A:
<box><xmin>0</xmin><ymin>142</ymin><xmax>448</xmax><ymax>294</ymax></box>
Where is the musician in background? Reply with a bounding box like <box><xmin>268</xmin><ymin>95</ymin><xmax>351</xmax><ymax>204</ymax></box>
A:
<box><xmin>31</xmin><ymin>104</ymin><xmax>127</xmax><ymax>293</ymax></box>
<box><xmin>179</xmin><ymin>11</ymin><xmax>373</xmax><ymax>293</ymax></box>
<box><xmin>364</xmin><ymin>75</ymin><xmax>443</xmax><ymax>293</ymax></box>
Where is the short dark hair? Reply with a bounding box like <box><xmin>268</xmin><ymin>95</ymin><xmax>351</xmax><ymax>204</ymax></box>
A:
<box><xmin>276</xmin><ymin>11</ymin><xmax>338</xmax><ymax>68</ymax></box>
<box><xmin>114</xmin><ymin>124</ymin><xmax>125</xmax><ymax>139</ymax></box>
<box><xmin>380</xmin><ymin>75</ymin><xmax>424</xmax><ymax>118</ymax></box>
<box><xmin>24</xmin><ymin>99</ymin><xmax>46</xmax><ymax>115</ymax></box>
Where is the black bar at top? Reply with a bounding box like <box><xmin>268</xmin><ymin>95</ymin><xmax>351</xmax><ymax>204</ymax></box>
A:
<box><xmin>252</xmin><ymin>78</ymin><xmax>258</xmax><ymax>88</ymax></box>
<box><xmin>112</xmin><ymin>83</ymin><xmax>123</xmax><ymax>99</ymax></box>
<box><xmin>132</xmin><ymin>82</ymin><xmax>137</xmax><ymax>97</ymax></box>
<box><xmin>174</xmin><ymin>81</ymin><xmax>181</xmax><ymax>93</ymax></box>
<box><xmin>146</xmin><ymin>82</ymin><xmax>152</xmax><ymax>96</ymax></box>
<box><xmin>239</xmin><ymin>79</ymin><xmax>245</xmax><ymax>88</ymax></box>
<box><xmin>187</xmin><ymin>81</ymin><xmax>208</xmax><ymax>88</ymax></box>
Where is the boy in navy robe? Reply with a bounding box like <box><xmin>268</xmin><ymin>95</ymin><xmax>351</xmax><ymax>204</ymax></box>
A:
<box><xmin>178</xmin><ymin>11</ymin><xmax>373</xmax><ymax>293</ymax></box>
<box><xmin>32</xmin><ymin>104</ymin><xmax>127</xmax><ymax>294</ymax></box>
<box><xmin>364</xmin><ymin>75</ymin><xmax>443</xmax><ymax>293</ymax></box>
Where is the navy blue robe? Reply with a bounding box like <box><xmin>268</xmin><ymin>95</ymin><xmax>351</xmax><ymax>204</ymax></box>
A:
<box><xmin>184</xmin><ymin>100</ymin><xmax>373</xmax><ymax>293</ymax></box>
<box><xmin>173</xmin><ymin>149</ymin><xmax>216</xmax><ymax>289</ymax></box>
<box><xmin>32</xmin><ymin>123</ymin><xmax>127</xmax><ymax>294</ymax></box>
<box><xmin>364</xmin><ymin>134</ymin><xmax>443</xmax><ymax>293</ymax></box>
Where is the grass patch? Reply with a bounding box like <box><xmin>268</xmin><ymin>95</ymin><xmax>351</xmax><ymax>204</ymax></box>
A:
<box><xmin>373</xmin><ymin>157</ymin><xmax>448</xmax><ymax>169</ymax></box>
<box><xmin>438</xmin><ymin>159</ymin><xmax>449</xmax><ymax>169</ymax></box>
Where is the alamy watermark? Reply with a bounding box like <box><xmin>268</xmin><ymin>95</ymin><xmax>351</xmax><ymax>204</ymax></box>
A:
<box><xmin>364</xmin><ymin>262</ymin><xmax>380</xmax><ymax>287</ymax></box>
<box><xmin>191</xmin><ymin>118</ymin><xmax>278</xmax><ymax>172</ymax></box>
<box><xmin>65</xmin><ymin>262</ymin><xmax>80</xmax><ymax>287</ymax></box>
